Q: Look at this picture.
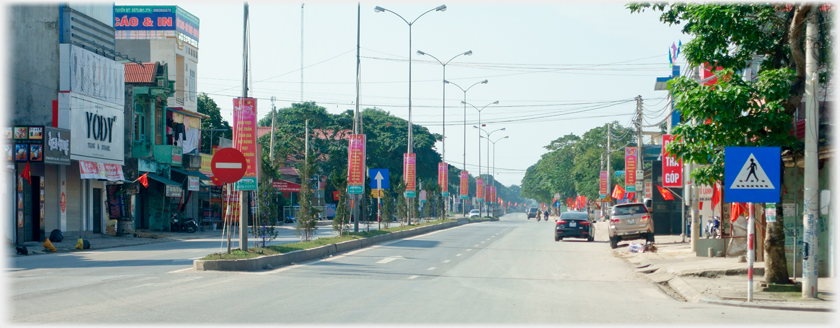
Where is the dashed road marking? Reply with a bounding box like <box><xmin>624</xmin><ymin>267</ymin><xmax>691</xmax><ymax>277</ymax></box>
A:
<box><xmin>466</xmin><ymin>249</ymin><xmax>472</xmax><ymax>252</ymax></box>
<box><xmin>427</xmin><ymin>267</ymin><xmax>436</xmax><ymax>271</ymax></box>
<box><xmin>456</xmin><ymin>254</ymin><xmax>462</xmax><ymax>257</ymax></box>
<box><xmin>443</xmin><ymin>260</ymin><xmax>451</xmax><ymax>263</ymax></box>
<box><xmin>408</xmin><ymin>275</ymin><xmax>419</xmax><ymax>280</ymax></box>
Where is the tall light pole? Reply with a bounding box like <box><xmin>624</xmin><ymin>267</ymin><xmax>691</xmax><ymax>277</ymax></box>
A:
<box><xmin>466</xmin><ymin>100</ymin><xmax>499</xmax><ymax>217</ymax></box>
<box><xmin>485</xmin><ymin>135</ymin><xmax>509</xmax><ymax>214</ymax></box>
<box><xmin>416</xmin><ymin>49</ymin><xmax>472</xmax><ymax>171</ymax></box>
<box><xmin>445</xmin><ymin>79</ymin><xmax>487</xmax><ymax>217</ymax></box>
<box><xmin>375</xmin><ymin>4</ymin><xmax>446</xmax><ymax>225</ymax></box>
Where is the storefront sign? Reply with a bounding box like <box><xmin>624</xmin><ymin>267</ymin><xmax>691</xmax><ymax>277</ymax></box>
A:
<box><xmin>114</xmin><ymin>6</ymin><xmax>200</xmax><ymax>41</ymax></box>
<box><xmin>59</xmin><ymin>44</ymin><xmax>125</xmax><ymax>105</ymax></box>
<box><xmin>625</xmin><ymin>147</ymin><xmax>637</xmax><ymax>192</ymax></box>
<box><xmin>438</xmin><ymin>162</ymin><xmax>448</xmax><ymax>196</ymax></box>
<box><xmin>662</xmin><ymin>134</ymin><xmax>682</xmax><ymax>187</ymax></box>
<box><xmin>403</xmin><ymin>153</ymin><xmax>416</xmax><ymax>198</ymax></box>
<box><xmin>199</xmin><ymin>153</ymin><xmax>213</xmax><ymax>177</ymax></box>
<box><xmin>766</xmin><ymin>203</ymin><xmax>777</xmax><ymax>223</ymax></box>
<box><xmin>172</xmin><ymin>146</ymin><xmax>183</xmax><ymax>165</ymax></box>
<box><xmin>165</xmin><ymin>185</ymin><xmax>182</xmax><ymax>198</ymax></box>
<box><xmin>232</xmin><ymin>98</ymin><xmax>257</xmax><ymax>190</ymax></box>
<box><xmin>79</xmin><ymin>160</ymin><xmax>125</xmax><ymax>181</ymax></box>
<box><xmin>44</xmin><ymin>127</ymin><xmax>71</xmax><ymax>165</ymax></box>
<box><xmin>476</xmin><ymin>178</ymin><xmax>484</xmax><ymax>202</ymax></box>
<box><xmin>273</xmin><ymin>180</ymin><xmax>302</xmax><ymax>192</ymax></box>
<box><xmin>5</xmin><ymin>126</ymin><xmax>48</xmax><ymax>163</ymax></box>
<box><xmin>61</xmin><ymin>92</ymin><xmax>124</xmax><ymax>165</ymax></box>
<box><xmin>347</xmin><ymin>134</ymin><xmax>366</xmax><ymax>194</ymax></box>
<box><xmin>188</xmin><ymin>176</ymin><xmax>200</xmax><ymax>191</ymax></box>
<box><xmin>460</xmin><ymin>171</ymin><xmax>469</xmax><ymax>199</ymax></box>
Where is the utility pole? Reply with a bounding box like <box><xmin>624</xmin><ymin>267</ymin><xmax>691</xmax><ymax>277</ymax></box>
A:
<box><xmin>353</xmin><ymin>2</ymin><xmax>361</xmax><ymax>233</ymax></box>
<box><xmin>606</xmin><ymin>123</ymin><xmax>611</xmax><ymax>212</ymax></box>
<box><xmin>802</xmin><ymin>4</ymin><xmax>820</xmax><ymax>299</ymax></box>
<box><xmin>239</xmin><ymin>2</ymin><xmax>250</xmax><ymax>252</ymax></box>
<box><xmin>300</xmin><ymin>3</ymin><xmax>304</xmax><ymax>102</ymax></box>
<box><xmin>270</xmin><ymin>97</ymin><xmax>276</xmax><ymax>162</ymax></box>
<box><xmin>636</xmin><ymin>95</ymin><xmax>644</xmax><ymax>203</ymax></box>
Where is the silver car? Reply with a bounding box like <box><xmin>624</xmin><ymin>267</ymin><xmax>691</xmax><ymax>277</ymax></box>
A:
<box><xmin>607</xmin><ymin>203</ymin><xmax>654</xmax><ymax>249</ymax></box>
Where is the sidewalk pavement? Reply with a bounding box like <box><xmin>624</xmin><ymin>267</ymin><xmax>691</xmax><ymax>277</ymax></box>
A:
<box><xmin>613</xmin><ymin>233</ymin><xmax>835</xmax><ymax>312</ymax></box>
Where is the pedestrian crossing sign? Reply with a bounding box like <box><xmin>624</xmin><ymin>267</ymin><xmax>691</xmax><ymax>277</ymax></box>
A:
<box><xmin>724</xmin><ymin>147</ymin><xmax>780</xmax><ymax>203</ymax></box>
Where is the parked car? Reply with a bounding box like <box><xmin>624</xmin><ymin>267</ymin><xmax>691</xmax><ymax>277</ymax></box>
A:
<box><xmin>607</xmin><ymin>202</ymin><xmax>654</xmax><ymax>249</ymax></box>
<box><xmin>284</xmin><ymin>216</ymin><xmax>296</xmax><ymax>224</ymax></box>
<box><xmin>555</xmin><ymin>211</ymin><xmax>593</xmax><ymax>242</ymax></box>
<box><xmin>526</xmin><ymin>208</ymin><xmax>538</xmax><ymax>219</ymax></box>
<box><xmin>468</xmin><ymin>209</ymin><xmax>481</xmax><ymax>218</ymax></box>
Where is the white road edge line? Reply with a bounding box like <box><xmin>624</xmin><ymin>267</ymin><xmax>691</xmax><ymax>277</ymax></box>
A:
<box><xmin>168</xmin><ymin>267</ymin><xmax>193</xmax><ymax>274</ymax></box>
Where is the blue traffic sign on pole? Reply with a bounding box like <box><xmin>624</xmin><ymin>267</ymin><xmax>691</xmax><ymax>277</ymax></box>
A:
<box><xmin>724</xmin><ymin>147</ymin><xmax>780</xmax><ymax>203</ymax></box>
<box><xmin>368</xmin><ymin>169</ymin><xmax>389</xmax><ymax>190</ymax></box>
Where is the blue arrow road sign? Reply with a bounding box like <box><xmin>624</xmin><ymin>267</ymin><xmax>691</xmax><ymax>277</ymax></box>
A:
<box><xmin>368</xmin><ymin>169</ymin><xmax>389</xmax><ymax>190</ymax></box>
<box><xmin>724</xmin><ymin>147</ymin><xmax>780</xmax><ymax>203</ymax></box>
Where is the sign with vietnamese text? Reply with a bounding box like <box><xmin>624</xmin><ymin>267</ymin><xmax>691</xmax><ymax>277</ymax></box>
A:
<box><xmin>273</xmin><ymin>180</ymin><xmax>302</xmax><ymax>192</ymax></box>
<box><xmin>460</xmin><ymin>171</ymin><xmax>469</xmax><ymax>199</ymax></box>
<box><xmin>476</xmin><ymin>178</ymin><xmax>484</xmax><ymax>202</ymax></box>
<box><xmin>625</xmin><ymin>147</ymin><xmax>637</xmax><ymax>192</ymax></box>
<box><xmin>347</xmin><ymin>134</ymin><xmax>366</xmax><ymax>194</ymax></box>
<box><xmin>403</xmin><ymin>153</ymin><xmax>416</xmax><ymax>198</ymax></box>
<box><xmin>188</xmin><ymin>176</ymin><xmax>200</xmax><ymax>191</ymax></box>
<box><xmin>662</xmin><ymin>134</ymin><xmax>682</xmax><ymax>187</ymax></box>
<box><xmin>114</xmin><ymin>6</ymin><xmax>200</xmax><ymax>41</ymax></box>
<box><xmin>599</xmin><ymin>171</ymin><xmax>608</xmax><ymax>197</ymax></box>
<box><xmin>438</xmin><ymin>162</ymin><xmax>448</xmax><ymax>197</ymax></box>
<box><xmin>233</xmin><ymin>98</ymin><xmax>257</xmax><ymax>190</ymax></box>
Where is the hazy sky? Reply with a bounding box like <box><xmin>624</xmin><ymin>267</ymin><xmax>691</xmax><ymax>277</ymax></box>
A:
<box><xmin>125</xmin><ymin>0</ymin><xmax>686</xmax><ymax>186</ymax></box>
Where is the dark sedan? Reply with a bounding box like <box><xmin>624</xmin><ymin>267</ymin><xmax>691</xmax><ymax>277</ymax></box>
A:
<box><xmin>555</xmin><ymin>211</ymin><xmax>593</xmax><ymax>242</ymax></box>
<box><xmin>527</xmin><ymin>208</ymin><xmax>538</xmax><ymax>219</ymax></box>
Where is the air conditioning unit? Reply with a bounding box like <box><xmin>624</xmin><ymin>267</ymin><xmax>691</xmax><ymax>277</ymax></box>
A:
<box><xmin>183</xmin><ymin>154</ymin><xmax>201</xmax><ymax>169</ymax></box>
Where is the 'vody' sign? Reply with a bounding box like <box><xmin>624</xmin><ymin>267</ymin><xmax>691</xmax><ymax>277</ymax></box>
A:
<box><xmin>61</xmin><ymin>92</ymin><xmax>125</xmax><ymax>165</ymax></box>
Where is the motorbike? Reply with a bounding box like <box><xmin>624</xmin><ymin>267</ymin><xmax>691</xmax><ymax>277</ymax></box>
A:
<box><xmin>170</xmin><ymin>213</ymin><xmax>198</xmax><ymax>233</ymax></box>
<box><xmin>705</xmin><ymin>216</ymin><xmax>720</xmax><ymax>239</ymax></box>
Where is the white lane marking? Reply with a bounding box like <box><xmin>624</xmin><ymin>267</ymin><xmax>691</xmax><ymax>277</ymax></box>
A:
<box><xmin>456</xmin><ymin>254</ymin><xmax>462</xmax><ymax>257</ymax></box>
<box><xmin>481</xmin><ymin>241</ymin><xmax>485</xmax><ymax>244</ymax></box>
<box><xmin>427</xmin><ymin>267</ymin><xmax>436</xmax><ymax>271</ymax></box>
<box><xmin>408</xmin><ymin>275</ymin><xmax>419</xmax><ymax>280</ymax></box>
<box><xmin>466</xmin><ymin>249</ymin><xmax>472</xmax><ymax>252</ymax></box>
<box><xmin>168</xmin><ymin>267</ymin><xmax>193</xmax><ymax>274</ymax></box>
<box><xmin>474</xmin><ymin>244</ymin><xmax>479</xmax><ymax>247</ymax></box>
<box><xmin>443</xmin><ymin>260</ymin><xmax>451</xmax><ymax>263</ymax></box>
<box><xmin>377</xmin><ymin>256</ymin><xmax>406</xmax><ymax>264</ymax></box>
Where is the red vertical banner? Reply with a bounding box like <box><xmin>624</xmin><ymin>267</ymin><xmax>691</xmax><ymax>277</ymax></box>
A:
<box><xmin>625</xmin><ymin>147</ymin><xmax>637</xmax><ymax>192</ymax></box>
<box><xmin>476</xmin><ymin>178</ymin><xmax>484</xmax><ymax>201</ymax></box>
<box><xmin>460</xmin><ymin>171</ymin><xmax>469</xmax><ymax>199</ymax></box>
<box><xmin>438</xmin><ymin>163</ymin><xmax>448</xmax><ymax>196</ymax></box>
<box><xmin>233</xmin><ymin>98</ymin><xmax>258</xmax><ymax>190</ymax></box>
<box><xmin>599</xmin><ymin>171</ymin><xmax>608</xmax><ymax>197</ymax></box>
<box><xmin>403</xmin><ymin>153</ymin><xmax>416</xmax><ymax>197</ymax></box>
<box><xmin>491</xmin><ymin>186</ymin><xmax>496</xmax><ymax>204</ymax></box>
<box><xmin>347</xmin><ymin>134</ymin><xmax>366</xmax><ymax>194</ymax></box>
<box><xmin>662</xmin><ymin>134</ymin><xmax>682</xmax><ymax>187</ymax></box>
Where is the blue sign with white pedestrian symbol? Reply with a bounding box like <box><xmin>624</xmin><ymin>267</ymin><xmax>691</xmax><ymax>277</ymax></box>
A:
<box><xmin>368</xmin><ymin>169</ymin><xmax>389</xmax><ymax>190</ymax></box>
<box><xmin>724</xmin><ymin>147</ymin><xmax>780</xmax><ymax>203</ymax></box>
<box><xmin>554</xmin><ymin>200</ymin><xmax>561</xmax><ymax>207</ymax></box>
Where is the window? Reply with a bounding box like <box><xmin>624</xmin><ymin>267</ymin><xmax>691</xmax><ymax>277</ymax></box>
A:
<box><xmin>134</xmin><ymin>104</ymin><xmax>145</xmax><ymax>142</ymax></box>
<box><xmin>612</xmin><ymin>205</ymin><xmax>647</xmax><ymax>216</ymax></box>
<box><xmin>189</xmin><ymin>70</ymin><xmax>196</xmax><ymax>101</ymax></box>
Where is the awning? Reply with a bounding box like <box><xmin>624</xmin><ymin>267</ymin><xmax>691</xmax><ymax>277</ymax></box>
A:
<box><xmin>167</xmin><ymin>107</ymin><xmax>210</xmax><ymax>119</ymax></box>
<box><xmin>171</xmin><ymin>167</ymin><xmax>210</xmax><ymax>180</ymax></box>
<box><xmin>146</xmin><ymin>173</ymin><xmax>180</xmax><ymax>186</ymax></box>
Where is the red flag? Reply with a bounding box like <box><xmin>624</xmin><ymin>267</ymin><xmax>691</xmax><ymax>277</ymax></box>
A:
<box><xmin>611</xmin><ymin>185</ymin><xmax>625</xmax><ymax>200</ymax></box>
<box><xmin>711</xmin><ymin>183</ymin><xmax>721</xmax><ymax>210</ymax></box>
<box><xmin>730</xmin><ymin>203</ymin><xmax>747</xmax><ymax>222</ymax></box>
<box><xmin>21</xmin><ymin>161</ymin><xmax>31</xmax><ymax>185</ymax></box>
<box><xmin>626</xmin><ymin>192</ymin><xmax>635</xmax><ymax>201</ymax></box>
<box><xmin>137</xmin><ymin>173</ymin><xmax>149</xmax><ymax>188</ymax></box>
<box><xmin>656</xmin><ymin>184</ymin><xmax>674</xmax><ymax>201</ymax></box>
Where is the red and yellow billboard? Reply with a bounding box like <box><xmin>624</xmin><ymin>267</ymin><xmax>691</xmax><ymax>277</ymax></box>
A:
<box><xmin>347</xmin><ymin>134</ymin><xmax>366</xmax><ymax>194</ymax></box>
<box><xmin>403</xmin><ymin>153</ymin><xmax>416</xmax><ymax>197</ymax></box>
<box><xmin>662</xmin><ymin>134</ymin><xmax>682</xmax><ymax>187</ymax></box>
<box><xmin>625</xmin><ymin>147</ymin><xmax>637</xmax><ymax>192</ymax></box>
<box><xmin>233</xmin><ymin>98</ymin><xmax>257</xmax><ymax>190</ymax></box>
<box><xmin>460</xmin><ymin>171</ymin><xmax>469</xmax><ymax>199</ymax></box>
<box><xmin>438</xmin><ymin>163</ymin><xmax>448</xmax><ymax>196</ymax></box>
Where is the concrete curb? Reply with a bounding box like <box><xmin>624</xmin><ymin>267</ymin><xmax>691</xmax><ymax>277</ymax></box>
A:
<box><xmin>195</xmin><ymin>220</ymin><xmax>469</xmax><ymax>271</ymax></box>
<box><xmin>698</xmin><ymin>297</ymin><xmax>836</xmax><ymax>312</ymax></box>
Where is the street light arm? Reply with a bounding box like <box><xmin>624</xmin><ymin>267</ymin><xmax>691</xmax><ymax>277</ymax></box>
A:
<box><xmin>410</xmin><ymin>5</ymin><xmax>446</xmax><ymax>25</ymax></box>
<box><xmin>418</xmin><ymin>50</ymin><xmax>445</xmax><ymax>65</ymax></box>
<box><xmin>445</xmin><ymin>50</ymin><xmax>472</xmax><ymax>65</ymax></box>
<box><xmin>445</xmin><ymin>80</ymin><xmax>466</xmax><ymax>93</ymax></box>
<box><xmin>375</xmin><ymin>6</ymin><xmax>411</xmax><ymax>25</ymax></box>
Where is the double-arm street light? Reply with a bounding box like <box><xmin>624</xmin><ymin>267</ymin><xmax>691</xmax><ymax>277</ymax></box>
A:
<box><xmin>416</xmin><ymin>50</ymin><xmax>472</xmax><ymax>175</ymax></box>
<box><xmin>482</xmin><ymin>134</ymin><xmax>509</xmax><ymax>213</ymax></box>
<box><xmin>444</xmin><ymin>79</ymin><xmax>487</xmax><ymax>217</ymax></box>
<box><xmin>465</xmin><ymin>101</ymin><xmax>499</xmax><ymax>217</ymax></box>
<box><xmin>474</xmin><ymin>123</ymin><xmax>503</xmax><ymax>216</ymax></box>
<box><xmin>374</xmin><ymin>4</ymin><xmax>446</xmax><ymax>156</ymax></box>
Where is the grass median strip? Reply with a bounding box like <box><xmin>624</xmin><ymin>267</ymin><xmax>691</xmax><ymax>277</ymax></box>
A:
<box><xmin>200</xmin><ymin>219</ymin><xmax>456</xmax><ymax>261</ymax></box>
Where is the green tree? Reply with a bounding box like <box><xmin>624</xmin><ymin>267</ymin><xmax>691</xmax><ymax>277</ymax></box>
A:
<box><xmin>197</xmin><ymin>93</ymin><xmax>232</xmax><ymax>153</ymax></box>
<box><xmin>329</xmin><ymin>169</ymin><xmax>350</xmax><ymax>236</ymax></box>
<box><xmin>295</xmin><ymin>143</ymin><xmax>320</xmax><ymax>242</ymax></box>
<box><xmin>381</xmin><ymin>190</ymin><xmax>394</xmax><ymax>229</ymax></box>
<box><xmin>628</xmin><ymin>3</ymin><xmax>833</xmax><ymax>284</ymax></box>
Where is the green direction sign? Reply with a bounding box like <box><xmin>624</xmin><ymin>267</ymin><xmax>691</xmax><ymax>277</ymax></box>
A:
<box><xmin>441</xmin><ymin>192</ymin><xmax>449</xmax><ymax>197</ymax></box>
<box><xmin>404</xmin><ymin>191</ymin><xmax>416</xmax><ymax>198</ymax></box>
<box><xmin>235</xmin><ymin>177</ymin><xmax>257</xmax><ymax>191</ymax></box>
<box><xmin>348</xmin><ymin>185</ymin><xmax>364</xmax><ymax>194</ymax></box>
<box><xmin>477</xmin><ymin>198</ymin><xmax>483</xmax><ymax>202</ymax></box>
<box><xmin>642</xmin><ymin>144</ymin><xmax>662</xmax><ymax>161</ymax></box>
<box><xmin>460</xmin><ymin>195</ymin><xmax>468</xmax><ymax>199</ymax></box>
<box><xmin>626</xmin><ymin>185</ymin><xmax>636</xmax><ymax>192</ymax></box>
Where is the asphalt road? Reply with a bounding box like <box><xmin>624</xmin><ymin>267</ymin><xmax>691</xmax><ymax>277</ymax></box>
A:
<box><xmin>8</xmin><ymin>213</ymin><xmax>832</xmax><ymax>324</ymax></box>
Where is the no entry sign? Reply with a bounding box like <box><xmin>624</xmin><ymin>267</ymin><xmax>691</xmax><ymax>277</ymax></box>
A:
<box><xmin>211</xmin><ymin>148</ymin><xmax>247</xmax><ymax>184</ymax></box>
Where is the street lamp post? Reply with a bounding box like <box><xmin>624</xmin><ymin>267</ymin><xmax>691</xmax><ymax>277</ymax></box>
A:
<box><xmin>375</xmin><ymin>4</ymin><xmax>446</xmax><ymax>224</ymax></box>
<box><xmin>445</xmin><ymin>79</ymin><xmax>487</xmax><ymax>217</ymax></box>
<box><xmin>485</xmin><ymin>135</ymin><xmax>509</xmax><ymax>214</ymax></box>
<box><xmin>417</xmin><ymin>50</ymin><xmax>472</xmax><ymax>203</ymax></box>
<box><xmin>466</xmin><ymin>101</ymin><xmax>500</xmax><ymax>217</ymax></box>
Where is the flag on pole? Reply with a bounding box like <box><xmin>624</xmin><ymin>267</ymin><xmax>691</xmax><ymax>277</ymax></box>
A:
<box><xmin>136</xmin><ymin>173</ymin><xmax>149</xmax><ymax>188</ymax></box>
<box><xmin>656</xmin><ymin>184</ymin><xmax>675</xmax><ymax>201</ymax></box>
<box><xmin>730</xmin><ymin>203</ymin><xmax>747</xmax><ymax>222</ymax></box>
<box><xmin>668</xmin><ymin>48</ymin><xmax>673</xmax><ymax>68</ymax></box>
<box><xmin>21</xmin><ymin>161</ymin><xmax>31</xmax><ymax>185</ymax></box>
<box><xmin>611</xmin><ymin>185</ymin><xmax>625</xmax><ymax>201</ymax></box>
<box><xmin>711</xmin><ymin>183</ymin><xmax>721</xmax><ymax>210</ymax></box>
